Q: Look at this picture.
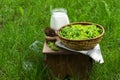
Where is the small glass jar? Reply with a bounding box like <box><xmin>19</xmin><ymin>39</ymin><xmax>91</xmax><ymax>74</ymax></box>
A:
<box><xmin>50</xmin><ymin>8</ymin><xmax>70</xmax><ymax>31</ymax></box>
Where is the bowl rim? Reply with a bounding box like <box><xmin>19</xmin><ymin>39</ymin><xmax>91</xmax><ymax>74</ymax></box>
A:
<box><xmin>57</xmin><ymin>22</ymin><xmax>105</xmax><ymax>41</ymax></box>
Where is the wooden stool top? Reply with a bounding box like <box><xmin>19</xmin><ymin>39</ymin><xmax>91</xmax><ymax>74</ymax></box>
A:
<box><xmin>42</xmin><ymin>42</ymin><xmax>82</xmax><ymax>55</ymax></box>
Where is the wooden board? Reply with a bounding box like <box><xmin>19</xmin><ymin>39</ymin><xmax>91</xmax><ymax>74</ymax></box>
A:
<box><xmin>42</xmin><ymin>42</ymin><xmax>77</xmax><ymax>55</ymax></box>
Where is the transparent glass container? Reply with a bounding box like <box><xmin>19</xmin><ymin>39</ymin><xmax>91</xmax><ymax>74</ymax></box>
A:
<box><xmin>50</xmin><ymin>8</ymin><xmax>70</xmax><ymax>31</ymax></box>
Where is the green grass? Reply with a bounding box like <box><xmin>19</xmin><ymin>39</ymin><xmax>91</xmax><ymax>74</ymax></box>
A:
<box><xmin>0</xmin><ymin>0</ymin><xmax>120</xmax><ymax>80</ymax></box>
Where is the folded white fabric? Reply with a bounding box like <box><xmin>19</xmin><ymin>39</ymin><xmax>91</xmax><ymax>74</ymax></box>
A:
<box><xmin>55</xmin><ymin>40</ymin><xmax>104</xmax><ymax>64</ymax></box>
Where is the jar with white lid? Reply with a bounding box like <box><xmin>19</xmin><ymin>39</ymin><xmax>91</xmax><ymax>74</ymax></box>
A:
<box><xmin>50</xmin><ymin>8</ymin><xmax>70</xmax><ymax>31</ymax></box>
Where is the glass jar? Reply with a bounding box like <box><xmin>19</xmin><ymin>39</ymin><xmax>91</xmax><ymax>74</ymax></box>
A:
<box><xmin>50</xmin><ymin>8</ymin><xmax>70</xmax><ymax>31</ymax></box>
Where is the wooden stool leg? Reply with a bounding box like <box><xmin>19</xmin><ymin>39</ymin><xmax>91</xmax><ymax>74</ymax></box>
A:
<box><xmin>45</xmin><ymin>54</ymin><xmax>93</xmax><ymax>80</ymax></box>
<box><xmin>66</xmin><ymin>54</ymin><xmax>93</xmax><ymax>80</ymax></box>
<box><xmin>45</xmin><ymin>54</ymin><xmax>67</xmax><ymax>79</ymax></box>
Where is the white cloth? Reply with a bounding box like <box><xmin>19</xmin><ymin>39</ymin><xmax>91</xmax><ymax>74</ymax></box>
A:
<box><xmin>55</xmin><ymin>40</ymin><xmax>104</xmax><ymax>64</ymax></box>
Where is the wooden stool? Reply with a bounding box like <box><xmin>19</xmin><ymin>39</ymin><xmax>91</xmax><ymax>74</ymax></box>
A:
<box><xmin>43</xmin><ymin>42</ymin><xmax>93</xmax><ymax>80</ymax></box>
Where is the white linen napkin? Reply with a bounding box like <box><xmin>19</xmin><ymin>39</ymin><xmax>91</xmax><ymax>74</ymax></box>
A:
<box><xmin>55</xmin><ymin>40</ymin><xmax>104</xmax><ymax>64</ymax></box>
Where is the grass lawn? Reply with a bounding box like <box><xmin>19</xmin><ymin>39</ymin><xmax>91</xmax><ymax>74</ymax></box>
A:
<box><xmin>0</xmin><ymin>0</ymin><xmax>120</xmax><ymax>80</ymax></box>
